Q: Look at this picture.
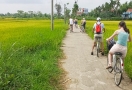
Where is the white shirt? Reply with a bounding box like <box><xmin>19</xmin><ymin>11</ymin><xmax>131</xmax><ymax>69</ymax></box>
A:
<box><xmin>69</xmin><ymin>18</ymin><xmax>73</xmax><ymax>25</ymax></box>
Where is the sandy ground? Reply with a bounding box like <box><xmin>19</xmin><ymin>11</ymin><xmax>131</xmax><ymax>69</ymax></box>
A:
<box><xmin>61</xmin><ymin>27</ymin><xmax>132</xmax><ymax>90</ymax></box>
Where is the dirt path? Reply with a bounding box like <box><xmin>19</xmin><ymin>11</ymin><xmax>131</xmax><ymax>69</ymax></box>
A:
<box><xmin>61</xmin><ymin>27</ymin><xmax>132</xmax><ymax>90</ymax></box>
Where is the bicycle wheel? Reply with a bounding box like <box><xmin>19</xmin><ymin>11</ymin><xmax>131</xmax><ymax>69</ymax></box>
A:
<box><xmin>97</xmin><ymin>42</ymin><xmax>99</xmax><ymax>57</ymax></box>
<box><xmin>107</xmin><ymin>54</ymin><xmax>113</xmax><ymax>73</ymax></box>
<box><xmin>80</xmin><ymin>26</ymin><xmax>82</xmax><ymax>32</ymax></box>
<box><xmin>70</xmin><ymin>25</ymin><xmax>73</xmax><ymax>33</ymax></box>
<box><xmin>114</xmin><ymin>58</ymin><xmax>122</xmax><ymax>86</ymax></box>
<box><xmin>115</xmin><ymin>58</ymin><xmax>121</xmax><ymax>73</ymax></box>
<box><xmin>82</xmin><ymin>26</ymin><xmax>85</xmax><ymax>32</ymax></box>
<box><xmin>75</xmin><ymin>24</ymin><xmax>78</xmax><ymax>28</ymax></box>
<box><xmin>81</xmin><ymin>26</ymin><xmax>84</xmax><ymax>32</ymax></box>
<box><xmin>114</xmin><ymin>72</ymin><xmax>122</xmax><ymax>86</ymax></box>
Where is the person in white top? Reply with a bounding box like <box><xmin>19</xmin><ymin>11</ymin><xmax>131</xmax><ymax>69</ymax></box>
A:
<box><xmin>91</xmin><ymin>17</ymin><xmax>105</xmax><ymax>55</ymax></box>
<box><xmin>69</xmin><ymin>17</ymin><xmax>74</xmax><ymax>32</ymax></box>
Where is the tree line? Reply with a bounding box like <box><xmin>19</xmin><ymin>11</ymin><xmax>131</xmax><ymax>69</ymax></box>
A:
<box><xmin>0</xmin><ymin>10</ymin><xmax>52</xmax><ymax>19</ymax></box>
<box><xmin>89</xmin><ymin>0</ymin><xmax>132</xmax><ymax>20</ymax></box>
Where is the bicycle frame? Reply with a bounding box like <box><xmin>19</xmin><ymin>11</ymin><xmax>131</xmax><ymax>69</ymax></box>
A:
<box><xmin>108</xmin><ymin>53</ymin><xmax>123</xmax><ymax>72</ymax></box>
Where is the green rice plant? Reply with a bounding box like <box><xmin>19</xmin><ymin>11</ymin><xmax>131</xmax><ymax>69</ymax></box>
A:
<box><xmin>86</xmin><ymin>21</ymin><xmax>132</xmax><ymax>79</ymax></box>
<box><xmin>0</xmin><ymin>19</ymin><xmax>67</xmax><ymax>90</ymax></box>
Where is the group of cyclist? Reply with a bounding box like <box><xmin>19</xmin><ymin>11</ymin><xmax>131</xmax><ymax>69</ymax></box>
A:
<box><xmin>69</xmin><ymin>17</ymin><xmax>131</xmax><ymax>69</ymax></box>
<box><xmin>69</xmin><ymin>17</ymin><xmax>86</xmax><ymax>32</ymax></box>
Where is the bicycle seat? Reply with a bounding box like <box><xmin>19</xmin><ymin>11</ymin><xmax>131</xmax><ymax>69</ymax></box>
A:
<box><xmin>114</xmin><ymin>52</ymin><xmax>122</xmax><ymax>55</ymax></box>
<box><xmin>95</xmin><ymin>36</ymin><xmax>102</xmax><ymax>38</ymax></box>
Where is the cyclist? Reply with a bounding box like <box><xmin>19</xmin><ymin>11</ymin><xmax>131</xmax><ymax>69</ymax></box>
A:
<box><xmin>91</xmin><ymin>17</ymin><xmax>105</xmax><ymax>55</ymax></box>
<box><xmin>74</xmin><ymin>18</ymin><xmax>78</xmax><ymax>28</ymax></box>
<box><xmin>69</xmin><ymin>17</ymin><xmax>74</xmax><ymax>32</ymax></box>
<box><xmin>106</xmin><ymin>21</ymin><xmax>131</xmax><ymax>69</ymax></box>
<box><xmin>80</xmin><ymin>18</ymin><xmax>86</xmax><ymax>32</ymax></box>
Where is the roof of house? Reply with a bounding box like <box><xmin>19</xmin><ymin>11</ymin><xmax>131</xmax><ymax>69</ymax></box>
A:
<box><xmin>77</xmin><ymin>12</ymin><xmax>83</xmax><ymax>15</ymax></box>
<box><xmin>126</xmin><ymin>9</ymin><xmax>132</xmax><ymax>12</ymax></box>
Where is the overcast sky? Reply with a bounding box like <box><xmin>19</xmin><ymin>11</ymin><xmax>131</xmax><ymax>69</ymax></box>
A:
<box><xmin>0</xmin><ymin>0</ymin><xmax>130</xmax><ymax>14</ymax></box>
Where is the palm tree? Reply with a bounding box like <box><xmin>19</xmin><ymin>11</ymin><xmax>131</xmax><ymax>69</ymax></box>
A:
<box><xmin>115</xmin><ymin>0</ymin><xmax>121</xmax><ymax>16</ymax></box>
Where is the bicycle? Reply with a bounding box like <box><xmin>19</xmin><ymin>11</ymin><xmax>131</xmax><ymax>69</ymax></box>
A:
<box><xmin>80</xmin><ymin>25</ymin><xmax>85</xmax><ymax>32</ymax></box>
<box><xmin>106</xmin><ymin>41</ymin><xmax>124</xmax><ymax>86</ymax></box>
<box><xmin>74</xmin><ymin>23</ymin><xmax>78</xmax><ymax>29</ymax></box>
<box><xmin>95</xmin><ymin>36</ymin><xmax>101</xmax><ymax>57</ymax></box>
<box><xmin>69</xmin><ymin>24</ymin><xmax>73</xmax><ymax>33</ymax></box>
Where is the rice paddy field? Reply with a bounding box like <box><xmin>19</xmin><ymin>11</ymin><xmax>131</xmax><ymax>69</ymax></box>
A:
<box><xmin>86</xmin><ymin>21</ymin><xmax>132</xmax><ymax>79</ymax></box>
<box><xmin>0</xmin><ymin>19</ymin><xmax>132</xmax><ymax>90</ymax></box>
<box><xmin>0</xmin><ymin>19</ymin><xmax>67</xmax><ymax>90</ymax></box>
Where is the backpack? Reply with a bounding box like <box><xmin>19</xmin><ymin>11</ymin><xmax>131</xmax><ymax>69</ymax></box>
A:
<box><xmin>107</xmin><ymin>39</ymin><xmax>116</xmax><ymax>50</ymax></box>
<box><xmin>83</xmin><ymin>21</ymin><xmax>86</xmax><ymax>25</ymax></box>
<box><xmin>95</xmin><ymin>23</ymin><xmax>101</xmax><ymax>34</ymax></box>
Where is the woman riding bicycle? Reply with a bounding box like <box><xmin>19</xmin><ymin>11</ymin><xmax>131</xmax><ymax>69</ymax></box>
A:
<box><xmin>106</xmin><ymin>21</ymin><xmax>131</xmax><ymax>69</ymax></box>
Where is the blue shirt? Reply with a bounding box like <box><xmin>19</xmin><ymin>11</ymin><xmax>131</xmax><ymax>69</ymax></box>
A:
<box><xmin>117</xmin><ymin>31</ymin><xmax>129</xmax><ymax>46</ymax></box>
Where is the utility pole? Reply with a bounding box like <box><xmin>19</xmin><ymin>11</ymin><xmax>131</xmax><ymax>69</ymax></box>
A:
<box><xmin>64</xmin><ymin>4</ymin><xmax>66</xmax><ymax>24</ymax></box>
<box><xmin>51</xmin><ymin>0</ymin><xmax>54</xmax><ymax>30</ymax></box>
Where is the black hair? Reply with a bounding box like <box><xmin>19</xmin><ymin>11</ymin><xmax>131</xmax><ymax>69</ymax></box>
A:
<box><xmin>119</xmin><ymin>21</ymin><xmax>130</xmax><ymax>34</ymax></box>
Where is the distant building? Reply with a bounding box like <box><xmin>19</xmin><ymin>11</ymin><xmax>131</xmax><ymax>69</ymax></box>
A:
<box><xmin>77</xmin><ymin>8</ymin><xmax>88</xmax><ymax>16</ymax></box>
<box><xmin>122</xmin><ymin>8</ymin><xmax>132</xmax><ymax>18</ymax></box>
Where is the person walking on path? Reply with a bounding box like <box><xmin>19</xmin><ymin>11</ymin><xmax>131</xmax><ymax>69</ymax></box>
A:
<box><xmin>106</xmin><ymin>21</ymin><xmax>131</xmax><ymax>69</ymax></box>
<box><xmin>91</xmin><ymin>17</ymin><xmax>105</xmax><ymax>55</ymax></box>
<box><xmin>69</xmin><ymin>17</ymin><xmax>74</xmax><ymax>32</ymax></box>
